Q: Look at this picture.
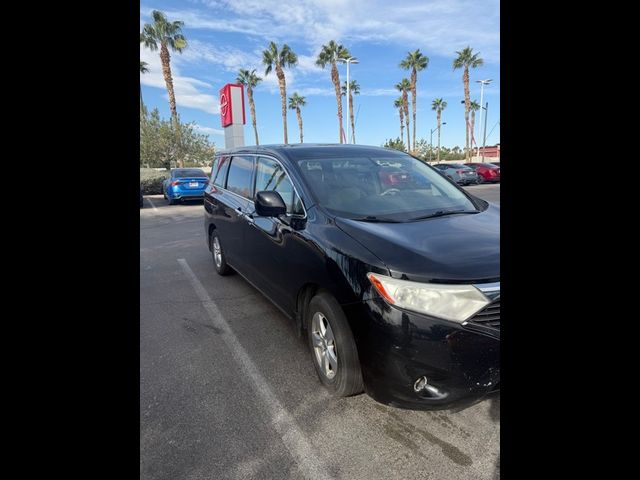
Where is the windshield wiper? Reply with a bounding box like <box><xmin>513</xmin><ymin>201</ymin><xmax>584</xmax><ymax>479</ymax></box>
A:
<box><xmin>351</xmin><ymin>216</ymin><xmax>403</xmax><ymax>223</ymax></box>
<box><xmin>408</xmin><ymin>210</ymin><xmax>479</xmax><ymax>221</ymax></box>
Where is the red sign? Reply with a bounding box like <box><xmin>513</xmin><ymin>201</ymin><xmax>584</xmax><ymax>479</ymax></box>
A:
<box><xmin>219</xmin><ymin>83</ymin><xmax>245</xmax><ymax>127</ymax></box>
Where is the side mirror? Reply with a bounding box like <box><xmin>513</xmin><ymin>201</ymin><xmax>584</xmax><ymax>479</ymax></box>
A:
<box><xmin>255</xmin><ymin>191</ymin><xmax>287</xmax><ymax>217</ymax></box>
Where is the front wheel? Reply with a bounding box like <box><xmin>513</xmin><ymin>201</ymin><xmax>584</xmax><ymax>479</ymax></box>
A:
<box><xmin>306</xmin><ymin>292</ymin><xmax>364</xmax><ymax>397</ymax></box>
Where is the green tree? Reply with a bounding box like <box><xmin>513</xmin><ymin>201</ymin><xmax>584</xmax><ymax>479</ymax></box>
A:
<box><xmin>341</xmin><ymin>80</ymin><xmax>360</xmax><ymax>143</ymax></box>
<box><xmin>140</xmin><ymin>109</ymin><xmax>215</xmax><ymax>169</ymax></box>
<box><xmin>316</xmin><ymin>41</ymin><xmax>352</xmax><ymax>143</ymax></box>
<box><xmin>400</xmin><ymin>49</ymin><xmax>429</xmax><ymax>152</ymax></box>
<box><xmin>382</xmin><ymin>137</ymin><xmax>406</xmax><ymax>152</ymax></box>
<box><xmin>236</xmin><ymin>68</ymin><xmax>263</xmax><ymax>145</ymax></box>
<box><xmin>453</xmin><ymin>46</ymin><xmax>484</xmax><ymax>162</ymax></box>
<box><xmin>395</xmin><ymin>79</ymin><xmax>411</xmax><ymax>151</ymax></box>
<box><xmin>413</xmin><ymin>138</ymin><xmax>430</xmax><ymax>160</ymax></box>
<box><xmin>431</xmin><ymin>98</ymin><xmax>448</xmax><ymax>162</ymax></box>
<box><xmin>263</xmin><ymin>42</ymin><xmax>298</xmax><ymax>144</ymax></box>
<box><xmin>288</xmin><ymin>93</ymin><xmax>307</xmax><ymax>143</ymax></box>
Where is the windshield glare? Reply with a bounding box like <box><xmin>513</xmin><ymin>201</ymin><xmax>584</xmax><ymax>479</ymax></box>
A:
<box><xmin>296</xmin><ymin>155</ymin><xmax>478</xmax><ymax>221</ymax></box>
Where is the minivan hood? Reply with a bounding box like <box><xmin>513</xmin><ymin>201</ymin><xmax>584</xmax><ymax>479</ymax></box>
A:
<box><xmin>335</xmin><ymin>205</ymin><xmax>500</xmax><ymax>283</ymax></box>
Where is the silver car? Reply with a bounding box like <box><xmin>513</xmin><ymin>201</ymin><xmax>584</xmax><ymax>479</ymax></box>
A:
<box><xmin>433</xmin><ymin>163</ymin><xmax>480</xmax><ymax>185</ymax></box>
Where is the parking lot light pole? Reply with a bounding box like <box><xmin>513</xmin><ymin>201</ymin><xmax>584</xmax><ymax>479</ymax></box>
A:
<box><xmin>475</xmin><ymin>79</ymin><xmax>492</xmax><ymax>157</ymax></box>
<box><xmin>345</xmin><ymin>57</ymin><xmax>359</xmax><ymax>144</ymax></box>
<box><xmin>428</xmin><ymin>122</ymin><xmax>445</xmax><ymax>163</ymax></box>
<box><xmin>481</xmin><ymin>102</ymin><xmax>488</xmax><ymax>161</ymax></box>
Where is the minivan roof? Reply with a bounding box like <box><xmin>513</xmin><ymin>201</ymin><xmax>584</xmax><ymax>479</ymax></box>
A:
<box><xmin>214</xmin><ymin>144</ymin><xmax>410</xmax><ymax>161</ymax></box>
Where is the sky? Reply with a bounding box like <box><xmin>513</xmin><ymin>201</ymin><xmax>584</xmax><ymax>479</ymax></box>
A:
<box><xmin>140</xmin><ymin>0</ymin><xmax>500</xmax><ymax>150</ymax></box>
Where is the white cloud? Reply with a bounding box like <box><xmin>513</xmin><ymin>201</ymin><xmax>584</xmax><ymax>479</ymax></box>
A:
<box><xmin>140</xmin><ymin>45</ymin><xmax>219</xmax><ymax>115</ymax></box>
<box><xmin>296</xmin><ymin>87</ymin><xmax>335</xmax><ymax>96</ymax></box>
<box><xmin>361</xmin><ymin>88</ymin><xmax>397</xmax><ymax>97</ymax></box>
<box><xmin>145</xmin><ymin>0</ymin><xmax>499</xmax><ymax>62</ymax></box>
<box><xmin>193</xmin><ymin>124</ymin><xmax>224</xmax><ymax>136</ymax></box>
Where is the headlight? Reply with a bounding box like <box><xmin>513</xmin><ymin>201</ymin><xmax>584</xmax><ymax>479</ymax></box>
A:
<box><xmin>366</xmin><ymin>272</ymin><xmax>490</xmax><ymax>323</ymax></box>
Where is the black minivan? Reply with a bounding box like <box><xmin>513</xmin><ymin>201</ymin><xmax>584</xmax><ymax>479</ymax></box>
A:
<box><xmin>204</xmin><ymin>144</ymin><xmax>499</xmax><ymax>410</ymax></box>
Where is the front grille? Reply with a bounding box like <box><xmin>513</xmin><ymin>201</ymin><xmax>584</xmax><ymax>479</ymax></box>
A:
<box><xmin>469</xmin><ymin>298</ymin><xmax>500</xmax><ymax>329</ymax></box>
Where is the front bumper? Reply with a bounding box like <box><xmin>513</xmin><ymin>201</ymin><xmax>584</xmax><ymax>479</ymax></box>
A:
<box><xmin>349</xmin><ymin>297</ymin><xmax>500</xmax><ymax>410</ymax></box>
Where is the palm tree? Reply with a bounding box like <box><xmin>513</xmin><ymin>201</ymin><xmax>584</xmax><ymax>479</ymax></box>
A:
<box><xmin>236</xmin><ymin>69</ymin><xmax>262</xmax><ymax>145</ymax></box>
<box><xmin>316</xmin><ymin>41</ymin><xmax>352</xmax><ymax>143</ymax></box>
<box><xmin>288</xmin><ymin>93</ymin><xmax>307</xmax><ymax>143</ymax></box>
<box><xmin>140</xmin><ymin>11</ymin><xmax>187</xmax><ymax>128</ymax></box>
<box><xmin>394</xmin><ymin>97</ymin><xmax>405</xmax><ymax>141</ymax></box>
<box><xmin>141</xmin><ymin>10</ymin><xmax>187</xmax><ymax>166</ymax></box>
<box><xmin>341</xmin><ymin>80</ymin><xmax>360</xmax><ymax>144</ymax></box>
<box><xmin>469</xmin><ymin>100</ymin><xmax>480</xmax><ymax>154</ymax></box>
<box><xmin>263</xmin><ymin>42</ymin><xmax>298</xmax><ymax>144</ymax></box>
<box><xmin>140</xmin><ymin>61</ymin><xmax>149</xmax><ymax>117</ymax></box>
<box><xmin>400</xmin><ymin>49</ymin><xmax>429</xmax><ymax>152</ymax></box>
<box><xmin>453</xmin><ymin>46</ymin><xmax>484</xmax><ymax>162</ymax></box>
<box><xmin>431</xmin><ymin>98</ymin><xmax>448</xmax><ymax>162</ymax></box>
<box><xmin>395</xmin><ymin>79</ymin><xmax>411</xmax><ymax>151</ymax></box>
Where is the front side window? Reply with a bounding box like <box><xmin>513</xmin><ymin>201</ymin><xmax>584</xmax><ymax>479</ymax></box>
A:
<box><xmin>226</xmin><ymin>156</ymin><xmax>254</xmax><ymax>199</ymax></box>
<box><xmin>255</xmin><ymin>157</ymin><xmax>304</xmax><ymax>215</ymax></box>
<box><xmin>295</xmin><ymin>152</ymin><xmax>478</xmax><ymax>221</ymax></box>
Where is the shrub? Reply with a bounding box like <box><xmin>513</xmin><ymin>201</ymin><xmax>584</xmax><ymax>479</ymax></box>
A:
<box><xmin>140</xmin><ymin>168</ymin><xmax>168</xmax><ymax>195</ymax></box>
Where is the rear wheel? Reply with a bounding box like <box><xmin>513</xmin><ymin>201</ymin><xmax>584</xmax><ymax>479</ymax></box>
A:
<box><xmin>306</xmin><ymin>292</ymin><xmax>364</xmax><ymax>397</ymax></box>
<box><xmin>211</xmin><ymin>231</ymin><xmax>232</xmax><ymax>275</ymax></box>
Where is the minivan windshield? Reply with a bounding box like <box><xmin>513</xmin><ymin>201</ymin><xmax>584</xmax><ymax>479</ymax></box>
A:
<box><xmin>296</xmin><ymin>154</ymin><xmax>479</xmax><ymax>222</ymax></box>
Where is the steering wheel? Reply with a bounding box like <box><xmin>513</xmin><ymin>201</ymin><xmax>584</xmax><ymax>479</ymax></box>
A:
<box><xmin>381</xmin><ymin>188</ymin><xmax>401</xmax><ymax>196</ymax></box>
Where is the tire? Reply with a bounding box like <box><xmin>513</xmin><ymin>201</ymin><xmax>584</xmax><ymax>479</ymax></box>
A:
<box><xmin>210</xmin><ymin>231</ymin><xmax>232</xmax><ymax>275</ymax></box>
<box><xmin>306</xmin><ymin>291</ymin><xmax>364</xmax><ymax>397</ymax></box>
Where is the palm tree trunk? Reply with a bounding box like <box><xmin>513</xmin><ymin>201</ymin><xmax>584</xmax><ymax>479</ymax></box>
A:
<box><xmin>470</xmin><ymin>110</ymin><xmax>475</xmax><ymax>153</ymax></box>
<box><xmin>276</xmin><ymin>65</ymin><xmax>288</xmax><ymax>144</ymax></box>
<box><xmin>296</xmin><ymin>107</ymin><xmax>303</xmax><ymax>143</ymax></box>
<box><xmin>349</xmin><ymin>92</ymin><xmax>356</xmax><ymax>144</ymax></box>
<box><xmin>331</xmin><ymin>62</ymin><xmax>344</xmax><ymax>143</ymax></box>
<box><xmin>247</xmin><ymin>87</ymin><xmax>259</xmax><ymax>145</ymax></box>
<box><xmin>160</xmin><ymin>44</ymin><xmax>183</xmax><ymax>167</ymax></box>
<box><xmin>436</xmin><ymin>111</ymin><xmax>442</xmax><ymax>162</ymax></box>
<box><xmin>463</xmin><ymin>67</ymin><xmax>470</xmax><ymax>162</ymax></box>
<box><xmin>403</xmin><ymin>92</ymin><xmax>410</xmax><ymax>151</ymax></box>
<box><xmin>140</xmin><ymin>84</ymin><xmax>145</xmax><ymax>118</ymax></box>
<box><xmin>411</xmin><ymin>69</ymin><xmax>417</xmax><ymax>153</ymax></box>
<box><xmin>399</xmin><ymin>107</ymin><xmax>404</xmax><ymax>143</ymax></box>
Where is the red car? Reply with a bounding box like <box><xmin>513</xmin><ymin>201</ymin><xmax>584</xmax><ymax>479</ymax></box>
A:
<box><xmin>467</xmin><ymin>163</ymin><xmax>500</xmax><ymax>183</ymax></box>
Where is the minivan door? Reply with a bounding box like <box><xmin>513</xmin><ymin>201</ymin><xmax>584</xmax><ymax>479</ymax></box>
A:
<box><xmin>211</xmin><ymin>155</ymin><xmax>255</xmax><ymax>273</ymax></box>
<box><xmin>242</xmin><ymin>156</ymin><xmax>307</xmax><ymax>313</ymax></box>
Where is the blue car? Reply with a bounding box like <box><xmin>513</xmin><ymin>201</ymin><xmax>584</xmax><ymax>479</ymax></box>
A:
<box><xmin>162</xmin><ymin>168</ymin><xmax>209</xmax><ymax>205</ymax></box>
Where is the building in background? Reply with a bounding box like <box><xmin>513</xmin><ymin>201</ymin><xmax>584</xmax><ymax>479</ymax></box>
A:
<box><xmin>473</xmin><ymin>144</ymin><xmax>500</xmax><ymax>160</ymax></box>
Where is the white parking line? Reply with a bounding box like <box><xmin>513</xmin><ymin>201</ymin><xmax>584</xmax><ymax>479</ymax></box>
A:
<box><xmin>177</xmin><ymin>259</ymin><xmax>333</xmax><ymax>480</ymax></box>
<box><xmin>146</xmin><ymin>197</ymin><xmax>158</xmax><ymax>211</ymax></box>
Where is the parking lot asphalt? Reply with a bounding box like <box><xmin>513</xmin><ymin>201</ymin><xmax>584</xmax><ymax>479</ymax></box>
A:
<box><xmin>140</xmin><ymin>184</ymin><xmax>500</xmax><ymax>479</ymax></box>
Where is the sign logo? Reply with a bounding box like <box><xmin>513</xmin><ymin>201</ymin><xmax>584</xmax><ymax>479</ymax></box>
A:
<box><xmin>220</xmin><ymin>93</ymin><xmax>228</xmax><ymax>117</ymax></box>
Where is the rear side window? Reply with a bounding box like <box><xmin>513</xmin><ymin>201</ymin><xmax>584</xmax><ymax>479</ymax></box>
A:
<box><xmin>211</xmin><ymin>156</ymin><xmax>230</xmax><ymax>187</ymax></box>
<box><xmin>254</xmin><ymin>157</ymin><xmax>304</xmax><ymax>215</ymax></box>
<box><xmin>226</xmin><ymin>156</ymin><xmax>254</xmax><ymax>198</ymax></box>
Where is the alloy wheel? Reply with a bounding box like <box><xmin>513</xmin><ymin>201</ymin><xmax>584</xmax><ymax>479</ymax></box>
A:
<box><xmin>311</xmin><ymin>312</ymin><xmax>338</xmax><ymax>379</ymax></box>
